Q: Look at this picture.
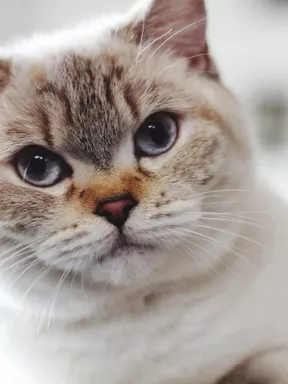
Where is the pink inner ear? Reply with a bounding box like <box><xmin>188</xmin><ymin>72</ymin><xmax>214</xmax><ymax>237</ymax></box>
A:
<box><xmin>135</xmin><ymin>0</ymin><xmax>218</xmax><ymax>76</ymax></box>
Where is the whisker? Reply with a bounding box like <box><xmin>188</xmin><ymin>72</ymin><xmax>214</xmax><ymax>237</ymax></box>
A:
<box><xmin>150</xmin><ymin>17</ymin><xmax>207</xmax><ymax>59</ymax></box>
<box><xmin>196</xmin><ymin>223</ymin><xmax>271</xmax><ymax>252</ymax></box>
<box><xmin>149</xmin><ymin>18</ymin><xmax>207</xmax><ymax>59</ymax></box>
<box><xmin>202</xmin><ymin>212</ymin><xmax>266</xmax><ymax>225</ymax></box>
<box><xmin>136</xmin><ymin>14</ymin><xmax>146</xmax><ymax>64</ymax></box>
<box><xmin>176</xmin><ymin>209</ymin><xmax>268</xmax><ymax>222</ymax></box>
<box><xmin>175</xmin><ymin>235</ymin><xmax>223</xmax><ymax>277</ymax></box>
<box><xmin>182</xmin><ymin>189</ymin><xmax>253</xmax><ymax>200</ymax></box>
<box><xmin>207</xmin><ymin>210</ymin><xmax>268</xmax><ymax>216</ymax></box>
<box><xmin>4</xmin><ymin>261</ymin><xmax>63</xmax><ymax>330</ymax></box>
<box><xmin>69</xmin><ymin>269</ymin><xmax>78</xmax><ymax>304</ymax></box>
<box><xmin>174</xmin><ymin>226</ymin><xmax>255</xmax><ymax>268</ymax></box>
<box><xmin>200</xmin><ymin>216</ymin><xmax>264</xmax><ymax>229</ymax></box>
<box><xmin>152</xmin><ymin>225</ymin><xmax>223</xmax><ymax>277</ymax></box>
<box><xmin>190</xmin><ymin>231</ymin><xmax>249</xmax><ymax>272</ymax></box>
<box><xmin>158</xmin><ymin>227</ymin><xmax>216</xmax><ymax>271</ymax></box>
<box><xmin>164</xmin><ymin>226</ymin><xmax>232</xmax><ymax>273</ymax></box>
<box><xmin>0</xmin><ymin>235</ymin><xmax>49</xmax><ymax>267</ymax></box>
<box><xmin>19</xmin><ymin>254</ymin><xmax>74</xmax><ymax>307</ymax></box>
<box><xmin>19</xmin><ymin>264</ymin><xmax>57</xmax><ymax>304</ymax></box>
<box><xmin>136</xmin><ymin>28</ymin><xmax>173</xmax><ymax>62</ymax></box>
<box><xmin>46</xmin><ymin>267</ymin><xmax>71</xmax><ymax>330</ymax></box>
<box><xmin>0</xmin><ymin>252</ymin><xmax>37</xmax><ymax>278</ymax></box>
<box><xmin>35</xmin><ymin>260</ymin><xmax>70</xmax><ymax>333</ymax></box>
<box><xmin>89</xmin><ymin>237</ymin><xmax>106</xmax><ymax>279</ymax></box>
<box><xmin>159</xmin><ymin>53</ymin><xmax>211</xmax><ymax>73</ymax></box>
<box><xmin>81</xmin><ymin>259</ymin><xmax>88</xmax><ymax>300</ymax></box>
<box><xmin>6</xmin><ymin>256</ymin><xmax>42</xmax><ymax>293</ymax></box>
<box><xmin>201</xmin><ymin>200</ymin><xmax>253</xmax><ymax>206</ymax></box>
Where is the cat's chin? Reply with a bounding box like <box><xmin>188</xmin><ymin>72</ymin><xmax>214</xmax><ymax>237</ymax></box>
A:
<box><xmin>85</xmin><ymin>234</ymin><xmax>165</xmax><ymax>287</ymax></box>
<box><xmin>98</xmin><ymin>235</ymin><xmax>156</xmax><ymax>263</ymax></box>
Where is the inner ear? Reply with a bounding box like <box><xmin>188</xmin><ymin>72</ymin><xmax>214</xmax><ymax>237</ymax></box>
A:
<box><xmin>122</xmin><ymin>0</ymin><xmax>219</xmax><ymax>78</ymax></box>
<box><xmin>0</xmin><ymin>59</ymin><xmax>11</xmax><ymax>92</ymax></box>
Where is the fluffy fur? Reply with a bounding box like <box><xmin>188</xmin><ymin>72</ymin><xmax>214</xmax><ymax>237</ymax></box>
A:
<box><xmin>0</xmin><ymin>1</ymin><xmax>288</xmax><ymax>383</ymax></box>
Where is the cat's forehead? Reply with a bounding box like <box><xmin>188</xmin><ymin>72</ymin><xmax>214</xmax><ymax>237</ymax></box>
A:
<box><xmin>33</xmin><ymin>50</ymin><xmax>182</xmax><ymax>168</ymax></box>
<box><xmin>36</xmin><ymin>53</ymin><xmax>140</xmax><ymax>168</ymax></box>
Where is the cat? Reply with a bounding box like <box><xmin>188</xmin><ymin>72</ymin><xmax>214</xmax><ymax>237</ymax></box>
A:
<box><xmin>0</xmin><ymin>0</ymin><xmax>288</xmax><ymax>383</ymax></box>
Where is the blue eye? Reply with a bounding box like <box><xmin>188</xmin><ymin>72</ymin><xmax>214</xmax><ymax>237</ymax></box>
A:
<box><xmin>134</xmin><ymin>113</ymin><xmax>178</xmax><ymax>157</ymax></box>
<box><xmin>15</xmin><ymin>145</ymin><xmax>72</xmax><ymax>187</ymax></box>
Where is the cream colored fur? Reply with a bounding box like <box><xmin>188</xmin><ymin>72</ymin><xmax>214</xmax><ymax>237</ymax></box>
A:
<box><xmin>0</xmin><ymin>1</ymin><xmax>288</xmax><ymax>384</ymax></box>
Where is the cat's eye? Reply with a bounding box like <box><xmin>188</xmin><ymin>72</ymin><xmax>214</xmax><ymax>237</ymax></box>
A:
<box><xmin>15</xmin><ymin>145</ymin><xmax>72</xmax><ymax>187</ymax></box>
<box><xmin>134</xmin><ymin>112</ymin><xmax>178</xmax><ymax>157</ymax></box>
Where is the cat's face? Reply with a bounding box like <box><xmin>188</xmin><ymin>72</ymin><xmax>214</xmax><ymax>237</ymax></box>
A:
<box><xmin>0</xmin><ymin>0</ymin><xmax>254</xmax><ymax>290</ymax></box>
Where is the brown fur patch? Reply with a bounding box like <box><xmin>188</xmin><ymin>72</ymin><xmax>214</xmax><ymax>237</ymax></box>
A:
<box><xmin>28</xmin><ymin>64</ymin><xmax>46</xmax><ymax>85</ymax></box>
<box><xmin>37</xmin><ymin>106</ymin><xmax>55</xmax><ymax>147</ymax></box>
<box><xmin>217</xmin><ymin>353</ymin><xmax>276</xmax><ymax>384</ymax></box>
<box><xmin>123</xmin><ymin>84</ymin><xmax>140</xmax><ymax>122</ymax></box>
<box><xmin>79</xmin><ymin>189</ymin><xmax>86</xmax><ymax>199</ymax></box>
<box><xmin>100</xmin><ymin>51</ymin><xmax>118</xmax><ymax>64</ymax></box>
<box><xmin>66</xmin><ymin>183</ymin><xmax>77</xmax><ymax>199</ymax></box>
<box><xmin>103</xmin><ymin>75</ymin><xmax>115</xmax><ymax>108</ymax></box>
<box><xmin>196</xmin><ymin>106</ymin><xmax>225</xmax><ymax>126</ymax></box>
<box><xmin>117</xmin><ymin>22</ymin><xmax>136</xmax><ymax>43</ymax></box>
<box><xmin>5</xmin><ymin>123</ymin><xmax>26</xmax><ymax>139</ymax></box>
<box><xmin>195</xmin><ymin>106</ymin><xmax>238</xmax><ymax>147</ymax></box>
<box><xmin>37</xmin><ymin>82</ymin><xmax>73</xmax><ymax>128</ymax></box>
<box><xmin>68</xmin><ymin>170</ymin><xmax>151</xmax><ymax>213</ymax></box>
<box><xmin>0</xmin><ymin>59</ymin><xmax>11</xmax><ymax>91</ymax></box>
<box><xmin>136</xmin><ymin>164</ymin><xmax>156</xmax><ymax>179</ymax></box>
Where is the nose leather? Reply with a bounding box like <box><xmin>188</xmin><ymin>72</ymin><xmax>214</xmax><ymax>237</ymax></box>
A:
<box><xmin>96</xmin><ymin>195</ymin><xmax>137</xmax><ymax>229</ymax></box>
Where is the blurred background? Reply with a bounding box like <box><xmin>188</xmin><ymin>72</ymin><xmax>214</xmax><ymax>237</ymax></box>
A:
<box><xmin>0</xmin><ymin>0</ymin><xmax>288</xmax><ymax>197</ymax></box>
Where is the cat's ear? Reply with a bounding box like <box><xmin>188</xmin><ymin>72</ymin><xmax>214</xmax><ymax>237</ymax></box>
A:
<box><xmin>127</xmin><ymin>0</ymin><xmax>218</xmax><ymax>77</ymax></box>
<box><xmin>0</xmin><ymin>59</ymin><xmax>11</xmax><ymax>92</ymax></box>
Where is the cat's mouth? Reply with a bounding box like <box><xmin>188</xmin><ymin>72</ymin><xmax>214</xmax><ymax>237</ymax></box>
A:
<box><xmin>99</xmin><ymin>235</ymin><xmax>155</xmax><ymax>263</ymax></box>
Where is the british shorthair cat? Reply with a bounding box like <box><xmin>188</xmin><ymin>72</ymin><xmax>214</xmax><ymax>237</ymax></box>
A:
<box><xmin>0</xmin><ymin>0</ymin><xmax>288</xmax><ymax>383</ymax></box>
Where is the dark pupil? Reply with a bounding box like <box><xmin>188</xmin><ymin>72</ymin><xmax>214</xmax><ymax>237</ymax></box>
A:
<box><xmin>28</xmin><ymin>155</ymin><xmax>48</xmax><ymax>178</ymax></box>
<box><xmin>147</xmin><ymin>121</ymin><xmax>169</xmax><ymax>147</ymax></box>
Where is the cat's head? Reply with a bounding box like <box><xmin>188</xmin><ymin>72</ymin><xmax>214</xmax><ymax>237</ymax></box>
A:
<box><xmin>0</xmin><ymin>0</ymin><xmax>254</xmax><ymax>301</ymax></box>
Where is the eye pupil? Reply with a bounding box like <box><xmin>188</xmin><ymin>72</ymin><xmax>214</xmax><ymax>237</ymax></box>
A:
<box><xmin>134</xmin><ymin>113</ymin><xmax>178</xmax><ymax>157</ymax></box>
<box><xmin>30</xmin><ymin>156</ymin><xmax>47</xmax><ymax>177</ymax></box>
<box><xmin>148</xmin><ymin>122</ymin><xmax>169</xmax><ymax>147</ymax></box>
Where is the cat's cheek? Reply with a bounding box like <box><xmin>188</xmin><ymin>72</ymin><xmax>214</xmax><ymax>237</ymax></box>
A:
<box><xmin>0</xmin><ymin>162</ymin><xmax>74</xmax><ymax>236</ymax></box>
<box><xmin>0</xmin><ymin>183</ymin><xmax>56</xmax><ymax>235</ymax></box>
<box><xmin>161</xmin><ymin>129</ymin><xmax>226</xmax><ymax>189</ymax></box>
<box><xmin>139</xmin><ymin>128</ymin><xmax>226</xmax><ymax>191</ymax></box>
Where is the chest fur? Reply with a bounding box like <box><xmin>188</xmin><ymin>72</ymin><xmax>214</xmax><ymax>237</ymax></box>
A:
<box><xmin>1</xmin><ymin>296</ymin><xmax>231</xmax><ymax>384</ymax></box>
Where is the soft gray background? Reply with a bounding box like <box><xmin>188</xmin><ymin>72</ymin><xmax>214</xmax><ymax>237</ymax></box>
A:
<box><xmin>0</xmin><ymin>0</ymin><xmax>288</xmax><ymax>196</ymax></box>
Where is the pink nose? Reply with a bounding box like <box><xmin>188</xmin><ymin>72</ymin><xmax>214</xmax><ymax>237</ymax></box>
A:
<box><xmin>96</xmin><ymin>195</ymin><xmax>137</xmax><ymax>229</ymax></box>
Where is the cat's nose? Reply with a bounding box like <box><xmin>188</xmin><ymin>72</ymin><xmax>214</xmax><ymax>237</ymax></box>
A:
<box><xmin>96</xmin><ymin>194</ymin><xmax>138</xmax><ymax>229</ymax></box>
